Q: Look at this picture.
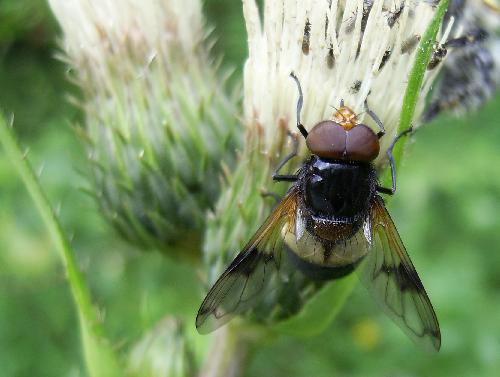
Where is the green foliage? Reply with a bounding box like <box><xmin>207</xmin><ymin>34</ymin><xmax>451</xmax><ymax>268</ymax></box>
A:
<box><xmin>1</xmin><ymin>2</ymin><xmax>500</xmax><ymax>377</ymax></box>
<box><xmin>274</xmin><ymin>275</ymin><xmax>357</xmax><ymax>337</ymax></box>
<box><xmin>0</xmin><ymin>0</ymin><xmax>56</xmax><ymax>44</ymax></box>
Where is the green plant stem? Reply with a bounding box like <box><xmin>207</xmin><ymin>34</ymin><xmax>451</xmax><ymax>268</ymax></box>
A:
<box><xmin>389</xmin><ymin>0</ymin><xmax>450</xmax><ymax>175</ymax></box>
<box><xmin>0</xmin><ymin>114</ymin><xmax>122</xmax><ymax>377</ymax></box>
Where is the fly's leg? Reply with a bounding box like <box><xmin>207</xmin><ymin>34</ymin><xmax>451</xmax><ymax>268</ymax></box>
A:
<box><xmin>376</xmin><ymin>126</ymin><xmax>414</xmax><ymax>195</ymax></box>
<box><xmin>290</xmin><ymin>72</ymin><xmax>309</xmax><ymax>139</ymax></box>
<box><xmin>272</xmin><ymin>132</ymin><xmax>299</xmax><ymax>182</ymax></box>
<box><xmin>260</xmin><ymin>190</ymin><xmax>281</xmax><ymax>205</ymax></box>
<box><xmin>364</xmin><ymin>99</ymin><xmax>386</xmax><ymax>138</ymax></box>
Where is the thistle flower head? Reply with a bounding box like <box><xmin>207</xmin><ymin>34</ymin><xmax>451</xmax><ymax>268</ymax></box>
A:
<box><xmin>49</xmin><ymin>0</ymin><xmax>239</xmax><ymax>257</ymax></box>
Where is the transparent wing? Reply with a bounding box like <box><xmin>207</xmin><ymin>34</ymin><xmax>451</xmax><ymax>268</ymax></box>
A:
<box><xmin>358</xmin><ymin>195</ymin><xmax>441</xmax><ymax>351</ymax></box>
<box><xmin>195</xmin><ymin>188</ymin><xmax>299</xmax><ymax>334</ymax></box>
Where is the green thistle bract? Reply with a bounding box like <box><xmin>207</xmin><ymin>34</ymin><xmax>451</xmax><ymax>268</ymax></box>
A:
<box><xmin>127</xmin><ymin>317</ymin><xmax>196</xmax><ymax>377</ymax></box>
<box><xmin>49</xmin><ymin>0</ymin><xmax>239</xmax><ymax>259</ymax></box>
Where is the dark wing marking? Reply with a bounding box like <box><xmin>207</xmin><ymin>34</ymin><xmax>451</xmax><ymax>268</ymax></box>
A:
<box><xmin>196</xmin><ymin>188</ymin><xmax>299</xmax><ymax>334</ymax></box>
<box><xmin>357</xmin><ymin>195</ymin><xmax>441</xmax><ymax>351</ymax></box>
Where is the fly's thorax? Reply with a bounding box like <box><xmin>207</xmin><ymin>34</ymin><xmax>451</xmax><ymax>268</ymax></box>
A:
<box><xmin>301</xmin><ymin>157</ymin><xmax>377</xmax><ymax>222</ymax></box>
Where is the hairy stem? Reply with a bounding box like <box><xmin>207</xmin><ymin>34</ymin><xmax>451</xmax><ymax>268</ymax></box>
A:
<box><xmin>0</xmin><ymin>114</ymin><xmax>122</xmax><ymax>377</ymax></box>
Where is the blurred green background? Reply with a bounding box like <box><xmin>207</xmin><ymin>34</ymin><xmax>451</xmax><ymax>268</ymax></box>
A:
<box><xmin>1</xmin><ymin>1</ymin><xmax>499</xmax><ymax>376</ymax></box>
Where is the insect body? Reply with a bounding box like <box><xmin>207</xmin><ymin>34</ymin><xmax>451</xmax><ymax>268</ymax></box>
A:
<box><xmin>196</xmin><ymin>73</ymin><xmax>441</xmax><ymax>351</ymax></box>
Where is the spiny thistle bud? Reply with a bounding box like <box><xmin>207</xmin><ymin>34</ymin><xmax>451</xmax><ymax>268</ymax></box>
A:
<box><xmin>203</xmin><ymin>0</ymin><xmax>466</xmax><ymax>331</ymax></box>
<box><xmin>48</xmin><ymin>0</ymin><xmax>239</xmax><ymax>259</ymax></box>
<box><xmin>127</xmin><ymin>318</ymin><xmax>196</xmax><ymax>377</ymax></box>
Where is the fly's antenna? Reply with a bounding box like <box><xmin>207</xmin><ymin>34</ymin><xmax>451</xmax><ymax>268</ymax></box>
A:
<box><xmin>290</xmin><ymin>72</ymin><xmax>308</xmax><ymax>138</ymax></box>
<box><xmin>329</xmin><ymin>104</ymin><xmax>339</xmax><ymax>113</ymax></box>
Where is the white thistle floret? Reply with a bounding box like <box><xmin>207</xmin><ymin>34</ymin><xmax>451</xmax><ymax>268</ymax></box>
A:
<box><xmin>243</xmin><ymin>0</ymin><xmax>452</xmax><ymax>165</ymax></box>
<box><xmin>49</xmin><ymin>0</ymin><xmax>203</xmax><ymax>72</ymax></box>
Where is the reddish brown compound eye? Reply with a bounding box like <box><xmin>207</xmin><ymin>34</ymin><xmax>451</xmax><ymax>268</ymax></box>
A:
<box><xmin>306</xmin><ymin>121</ymin><xmax>380</xmax><ymax>162</ymax></box>
<box><xmin>345</xmin><ymin>124</ymin><xmax>380</xmax><ymax>162</ymax></box>
<box><xmin>306</xmin><ymin>120</ymin><xmax>346</xmax><ymax>160</ymax></box>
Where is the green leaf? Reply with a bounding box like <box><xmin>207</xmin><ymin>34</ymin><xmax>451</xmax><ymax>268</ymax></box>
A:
<box><xmin>273</xmin><ymin>275</ymin><xmax>357</xmax><ymax>337</ymax></box>
<box><xmin>0</xmin><ymin>113</ymin><xmax>122</xmax><ymax>377</ymax></box>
